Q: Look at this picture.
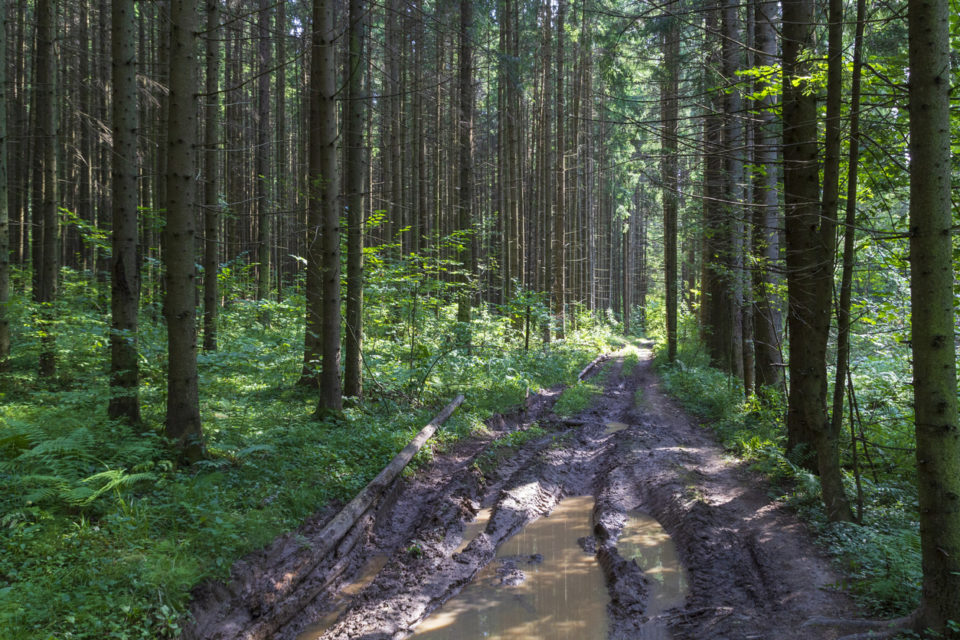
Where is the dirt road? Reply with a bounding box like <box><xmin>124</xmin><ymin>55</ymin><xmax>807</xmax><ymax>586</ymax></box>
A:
<box><xmin>185</xmin><ymin>345</ymin><xmax>858</xmax><ymax>640</ymax></box>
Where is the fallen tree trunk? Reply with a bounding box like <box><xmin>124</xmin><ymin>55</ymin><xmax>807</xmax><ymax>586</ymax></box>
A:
<box><xmin>240</xmin><ymin>394</ymin><xmax>465</xmax><ymax>639</ymax></box>
<box><xmin>578</xmin><ymin>354</ymin><xmax>606</xmax><ymax>381</ymax></box>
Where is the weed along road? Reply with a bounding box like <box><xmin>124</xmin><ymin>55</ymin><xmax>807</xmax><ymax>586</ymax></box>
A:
<box><xmin>184</xmin><ymin>344</ymin><xmax>858</xmax><ymax>640</ymax></box>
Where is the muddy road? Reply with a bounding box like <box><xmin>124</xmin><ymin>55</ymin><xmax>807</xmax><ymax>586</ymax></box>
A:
<box><xmin>185</xmin><ymin>344</ymin><xmax>857</xmax><ymax>640</ymax></box>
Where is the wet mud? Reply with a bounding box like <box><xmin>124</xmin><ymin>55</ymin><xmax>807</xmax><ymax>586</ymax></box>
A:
<box><xmin>183</xmin><ymin>343</ymin><xmax>857</xmax><ymax>640</ymax></box>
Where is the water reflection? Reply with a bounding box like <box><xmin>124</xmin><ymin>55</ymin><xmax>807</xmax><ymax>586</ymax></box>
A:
<box><xmin>617</xmin><ymin>511</ymin><xmax>688</xmax><ymax>639</ymax></box>
<box><xmin>296</xmin><ymin>555</ymin><xmax>389</xmax><ymax>640</ymax></box>
<box><xmin>604</xmin><ymin>421</ymin><xmax>629</xmax><ymax>435</ymax></box>
<box><xmin>414</xmin><ymin>496</ymin><xmax>608</xmax><ymax>640</ymax></box>
<box><xmin>456</xmin><ymin>507</ymin><xmax>493</xmax><ymax>553</ymax></box>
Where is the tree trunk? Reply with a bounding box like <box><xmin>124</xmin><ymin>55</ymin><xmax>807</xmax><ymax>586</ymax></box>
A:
<box><xmin>751</xmin><ymin>0</ymin><xmax>782</xmax><ymax>390</ymax></box>
<box><xmin>552</xmin><ymin>0</ymin><xmax>565</xmax><ymax>339</ymax></box>
<box><xmin>0</xmin><ymin>0</ymin><xmax>8</xmax><ymax>370</ymax></box>
<box><xmin>907</xmin><ymin>0</ymin><xmax>960</xmax><ymax>633</ymax></box>
<box><xmin>721</xmin><ymin>0</ymin><xmax>744</xmax><ymax>382</ymax></box>
<box><xmin>300</xmin><ymin>1</ymin><xmax>325</xmax><ymax>386</ymax></box>
<box><xmin>255</xmin><ymin>0</ymin><xmax>272</xmax><ymax>311</ymax></box>
<box><xmin>35</xmin><ymin>0</ymin><xmax>58</xmax><ymax>379</ymax></box>
<box><xmin>782</xmin><ymin>0</ymin><xmax>835</xmax><ymax>477</ymax></box>
<box><xmin>456</xmin><ymin>0</ymin><xmax>474</xmax><ymax>328</ymax></box>
<box><xmin>108</xmin><ymin>0</ymin><xmax>141</xmax><ymax>424</ymax></box>
<box><xmin>829</xmin><ymin>0</ymin><xmax>865</xmax><ymax>521</ymax></box>
<box><xmin>164</xmin><ymin>0</ymin><xmax>203</xmax><ymax>461</ymax></box>
<box><xmin>315</xmin><ymin>0</ymin><xmax>342</xmax><ymax>413</ymax></box>
<box><xmin>202</xmin><ymin>0</ymin><xmax>220</xmax><ymax>352</ymax></box>
<box><xmin>806</xmin><ymin>0</ymin><xmax>854</xmax><ymax>522</ymax></box>
<box><xmin>660</xmin><ymin>9</ymin><xmax>679</xmax><ymax>362</ymax></box>
<box><xmin>344</xmin><ymin>0</ymin><xmax>365</xmax><ymax>399</ymax></box>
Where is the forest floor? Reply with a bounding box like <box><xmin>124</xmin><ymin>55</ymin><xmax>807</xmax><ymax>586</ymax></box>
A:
<box><xmin>184</xmin><ymin>343</ymin><xmax>861</xmax><ymax>640</ymax></box>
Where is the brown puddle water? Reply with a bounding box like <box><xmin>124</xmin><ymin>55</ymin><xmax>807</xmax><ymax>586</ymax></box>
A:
<box><xmin>455</xmin><ymin>507</ymin><xmax>493</xmax><ymax>553</ymax></box>
<box><xmin>296</xmin><ymin>554</ymin><xmax>389</xmax><ymax>640</ymax></box>
<box><xmin>413</xmin><ymin>496</ymin><xmax>608</xmax><ymax>639</ymax></box>
<box><xmin>617</xmin><ymin>511</ymin><xmax>688</xmax><ymax>638</ymax></box>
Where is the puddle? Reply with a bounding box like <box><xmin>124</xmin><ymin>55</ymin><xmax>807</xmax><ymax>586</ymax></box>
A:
<box><xmin>604</xmin><ymin>421</ymin><xmax>629</xmax><ymax>434</ymax></box>
<box><xmin>413</xmin><ymin>496</ymin><xmax>607</xmax><ymax>639</ymax></box>
<box><xmin>617</xmin><ymin>511</ymin><xmax>687</xmax><ymax>638</ymax></box>
<box><xmin>456</xmin><ymin>507</ymin><xmax>493</xmax><ymax>553</ymax></box>
<box><xmin>296</xmin><ymin>554</ymin><xmax>389</xmax><ymax>640</ymax></box>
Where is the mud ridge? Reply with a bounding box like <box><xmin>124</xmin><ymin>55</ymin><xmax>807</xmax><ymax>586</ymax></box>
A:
<box><xmin>186</xmin><ymin>345</ymin><xmax>860</xmax><ymax>640</ymax></box>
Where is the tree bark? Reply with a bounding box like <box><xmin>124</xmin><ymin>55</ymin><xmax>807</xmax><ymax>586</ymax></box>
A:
<box><xmin>829</xmin><ymin>0</ymin><xmax>865</xmax><ymax>520</ymax></box>
<box><xmin>907</xmin><ymin>0</ymin><xmax>960</xmax><ymax>633</ymax></box>
<box><xmin>751</xmin><ymin>0</ymin><xmax>782</xmax><ymax>390</ymax></box>
<box><xmin>660</xmin><ymin>8</ymin><xmax>679</xmax><ymax>363</ymax></box>
<box><xmin>164</xmin><ymin>0</ymin><xmax>204</xmax><ymax>461</ymax></box>
<box><xmin>202</xmin><ymin>0</ymin><xmax>220</xmax><ymax>352</ymax></box>
<box><xmin>456</xmin><ymin>0</ymin><xmax>474</xmax><ymax>327</ymax></box>
<box><xmin>255</xmin><ymin>0</ymin><xmax>272</xmax><ymax>312</ymax></box>
<box><xmin>552</xmin><ymin>0</ymin><xmax>565</xmax><ymax>339</ymax></box>
<box><xmin>300</xmin><ymin>0</ymin><xmax>326</xmax><ymax>386</ymax></box>
<box><xmin>721</xmin><ymin>0</ymin><xmax>744</xmax><ymax>382</ymax></box>
<box><xmin>0</xmin><ymin>0</ymin><xmax>8</xmax><ymax>370</ymax></box>
<box><xmin>344</xmin><ymin>0</ymin><xmax>366</xmax><ymax>399</ymax></box>
<box><xmin>782</xmin><ymin>0</ymin><xmax>834</xmax><ymax>477</ymax></box>
<box><xmin>315</xmin><ymin>0</ymin><xmax>342</xmax><ymax>413</ymax></box>
<box><xmin>109</xmin><ymin>0</ymin><xmax>141</xmax><ymax>424</ymax></box>
<box><xmin>35</xmin><ymin>0</ymin><xmax>58</xmax><ymax>379</ymax></box>
<box><xmin>808</xmin><ymin>0</ymin><xmax>854</xmax><ymax>523</ymax></box>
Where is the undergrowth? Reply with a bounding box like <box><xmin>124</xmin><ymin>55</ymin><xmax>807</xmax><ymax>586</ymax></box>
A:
<box><xmin>653</xmin><ymin>321</ymin><xmax>922</xmax><ymax>618</ymax></box>
<box><xmin>0</xmin><ymin>268</ymin><xmax>619</xmax><ymax>639</ymax></box>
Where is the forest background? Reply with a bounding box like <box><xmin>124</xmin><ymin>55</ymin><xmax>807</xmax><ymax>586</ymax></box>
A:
<box><xmin>0</xmin><ymin>0</ymin><xmax>958</xmax><ymax>637</ymax></box>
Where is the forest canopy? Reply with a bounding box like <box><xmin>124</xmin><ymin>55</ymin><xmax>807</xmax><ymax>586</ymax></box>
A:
<box><xmin>0</xmin><ymin>0</ymin><xmax>958</xmax><ymax>637</ymax></box>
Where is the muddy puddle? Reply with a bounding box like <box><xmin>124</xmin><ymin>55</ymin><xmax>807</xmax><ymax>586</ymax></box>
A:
<box><xmin>295</xmin><ymin>555</ymin><xmax>389</xmax><ymax>640</ymax></box>
<box><xmin>604</xmin><ymin>421</ymin><xmax>628</xmax><ymax>435</ymax></box>
<box><xmin>617</xmin><ymin>510</ymin><xmax>687</xmax><ymax>638</ymax></box>
<box><xmin>413</xmin><ymin>496</ymin><xmax>607</xmax><ymax>639</ymax></box>
<box><xmin>455</xmin><ymin>507</ymin><xmax>493</xmax><ymax>553</ymax></box>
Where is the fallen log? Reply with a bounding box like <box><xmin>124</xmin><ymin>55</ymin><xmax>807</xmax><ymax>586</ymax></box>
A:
<box><xmin>577</xmin><ymin>354</ymin><xmax>606</xmax><ymax>381</ymax></box>
<box><xmin>242</xmin><ymin>394</ymin><xmax>465</xmax><ymax>639</ymax></box>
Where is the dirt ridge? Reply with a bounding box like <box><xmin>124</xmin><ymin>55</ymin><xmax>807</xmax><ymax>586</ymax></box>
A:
<box><xmin>185</xmin><ymin>345</ymin><xmax>859</xmax><ymax>640</ymax></box>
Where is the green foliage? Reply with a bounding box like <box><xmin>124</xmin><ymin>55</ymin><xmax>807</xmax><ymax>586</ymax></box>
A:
<box><xmin>475</xmin><ymin>424</ymin><xmax>548</xmax><ymax>477</ymax></box>
<box><xmin>0</xmin><ymin>264</ymin><xmax>620</xmax><ymax>639</ymax></box>
<box><xmin>657</xmin><ymin>332</ymin><xmax>923</xmax><ymax>618</ymax></box>
<box><xmin>553</xmin><ymin>374</ymin><xmax>605</xmax><ymax>418</ymax></box>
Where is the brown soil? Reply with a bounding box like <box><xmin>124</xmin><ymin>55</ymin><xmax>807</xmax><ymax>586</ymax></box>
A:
<box><xmin>182</xmin><ymin>344</ymin><xmax>858</xmax><ymax>640</ymax></box>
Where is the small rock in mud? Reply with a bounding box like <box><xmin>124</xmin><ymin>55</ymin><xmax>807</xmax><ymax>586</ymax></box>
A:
<box><xmin>578</xmin><ymin>536</ymin><xmax>597</xmax><ymax>553</ymax></box>
<box><xmin>496</xmin><ymin>560</ymin><xmax>526</xmax><ymax>586</ymax></box>
<box><xmin>526</xmin><ymin>553</ymin><xmax>543</xmax><ymax>564</ymax></box>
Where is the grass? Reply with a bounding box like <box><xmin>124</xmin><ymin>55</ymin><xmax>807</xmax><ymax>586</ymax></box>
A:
<box><xmin>0</xmin><ymin>268</ymin><xmax>621</xmax><ymax>639</ymax></box>
<box><xmin>474</xmin><ymin>424</ymin><xmax>548</xmax><ymax>477</ymax></box>
<box><xmin>652</xmin><ymin>324</ymin><xmax>923</xmax><ymax>618</ymax></box>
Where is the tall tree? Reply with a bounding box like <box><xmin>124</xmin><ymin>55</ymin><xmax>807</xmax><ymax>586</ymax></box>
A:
<box><xmin>300</xmin><ymin>0</ymin><xmax>326</xmax><ymax>386</ymax></box>
<box><xmin>907</xmin><ymin>0</ymin><xmax>960</xmax><ymax>632</ymax></box>
<box><xmin>660</xmin><ymin>8</ymin><xmax>679</xmax><ymax>363</ymax></box>
<box><xmin>315</xmin><ymin>0</ymin><xmax>342</xmax><ymax>413</ymax></box>
<box><xmin>829</xmin><ymin>0</ymin><xmax>865</xmax><ymax>521</ymax></box>
<box><xmin>35</xmin><ymin>0</ymin><xmax>58</xmax><ymax>378</ymax></box>
<box><xmin>456</xmin><ymin>0</ymin><xmax>474</xmax><ymax>327</ymax></box>
<box><xmin>552</xmin><ymin>0</ymin><xmax>565</xmax><ymax>339</ymax></box>
<box><xmin>343</xmin><ymin>0</ymin><xmax>365</xmax><ymax>399</ymax></box>
<box><xmin>750</xmin><ymin>0</ymin><xmax>782</xmax><ymax>390</ymax></box>
<box><xmin>164</xmin><ymin>0</ymin><xmax>204</xmax><ymax>461</ymax></box>
<box><xmin>781</xmin><ymin>0</ymin><xmax>852</xmax><ymax>522</ymax></box>
<box><xmin>202</xmin><ymin>0</ymin><xmax>220</xmax><ymax>352</ymax></box>
<box><xmin>0</xmin><ymin>0</ymin><xmax>8</xmax><ymax>370</ymax></box>
<box><xmin>108</xmin><ymin>0</ymin><xmax>141</xmax><ymax>424</ymax></box>
<box><xmin>255</xmin><ymin>0</ymin><xmax>272</xmax><ymax>310</ymax></box>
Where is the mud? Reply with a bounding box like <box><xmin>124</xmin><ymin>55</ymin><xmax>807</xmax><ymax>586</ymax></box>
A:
<box><xmin>183</xmin><ymin>343</ymin><xmax>857</xmax><ymax>640</ymax></box>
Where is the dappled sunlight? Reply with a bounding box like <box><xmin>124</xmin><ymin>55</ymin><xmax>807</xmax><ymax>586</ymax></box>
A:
<box><xmin>413</xmin><ymin>496</ymin><xmax>608</xmax><ymax>639</ymax></box>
